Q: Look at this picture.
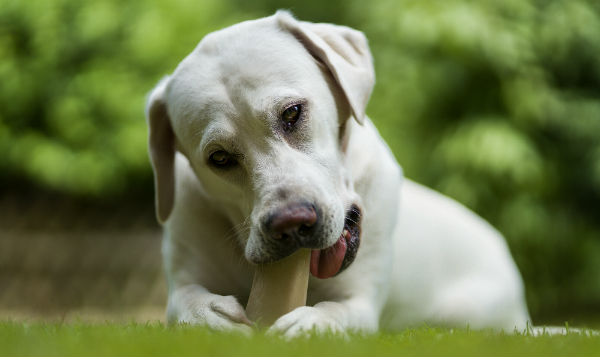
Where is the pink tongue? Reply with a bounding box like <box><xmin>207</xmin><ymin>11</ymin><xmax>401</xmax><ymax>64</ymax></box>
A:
<box><xmin>310</xmin><ymin>236</ymin><xmax>347</xmax><ymax>279</ymax></box>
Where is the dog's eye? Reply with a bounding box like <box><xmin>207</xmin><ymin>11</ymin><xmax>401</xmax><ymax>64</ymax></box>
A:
<box><xmin>281</xmin><ymin>105</ymin><xmax>301</xmax><ymax>126</ymax></box>
<box><xmin>210</xmin><ymin>151</ymin><xmax>231</xmax><ymax>166</ymax></box>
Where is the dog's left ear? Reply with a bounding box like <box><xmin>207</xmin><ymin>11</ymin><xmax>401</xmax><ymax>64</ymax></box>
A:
<box><xmin>146</xmin><ymin>77</ymin><xmax>175</xmax><ymax>223</ymax></box>
<box><xmin>277</xmin><ymin>11</ymin><xmax>374</xmax><ymax>125</ymax></box>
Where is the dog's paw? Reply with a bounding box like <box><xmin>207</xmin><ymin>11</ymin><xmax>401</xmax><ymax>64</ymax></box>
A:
<box><xmin>267</xmin><ymin>305</ymin><xmax>347</xmax><ymax>339</ymax></box>
<box><xmin>177</xmin><ymin>295</ymin><xmax>254</xmax><ymax>335</ymax></box>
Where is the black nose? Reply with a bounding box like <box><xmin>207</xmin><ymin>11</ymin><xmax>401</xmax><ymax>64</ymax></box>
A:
<box><xmin>266</xmin><ymin>204</ymin><xmax>317</xmax><ymax>245</ymax></box>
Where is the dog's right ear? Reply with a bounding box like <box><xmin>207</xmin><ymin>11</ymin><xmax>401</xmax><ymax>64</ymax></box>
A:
<box><xmin>146</xmin><ymin>77</ymin><xmax>175</xmax><ymax>223</ymax></box>
<box><xmin>276</xmin><ymin>10</ymin><xmax>375</xmax><ymax>125</ymax></box>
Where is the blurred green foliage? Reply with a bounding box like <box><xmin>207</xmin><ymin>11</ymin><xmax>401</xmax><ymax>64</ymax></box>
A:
<box><xmin>0</xmin><ymin>0</ymin><xmax>253</xmax><ymax>196</ymax></box>
<box><xmin>1</xmin><ymin>0</ymin><xmax>599</xmax><ymax>321</ymax></box>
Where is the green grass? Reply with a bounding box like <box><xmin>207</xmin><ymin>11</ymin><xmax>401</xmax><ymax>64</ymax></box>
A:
<box><xmin>1</xmin><ymin>323</ymin><xmax>599</xmax><ymax>357</ymax></box>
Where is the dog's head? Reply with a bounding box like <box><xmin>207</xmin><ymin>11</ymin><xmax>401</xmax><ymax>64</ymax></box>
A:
<box><xmin>146</xmin><ymin>11</ymin><xmax>374</xmax><ymax>279</ymax></box>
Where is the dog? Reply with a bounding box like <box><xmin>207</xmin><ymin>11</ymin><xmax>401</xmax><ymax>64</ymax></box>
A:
<box><xmin>146</xmin><ymin>11</ymin><xmax>532</xmax><ymax>337</ymax></box>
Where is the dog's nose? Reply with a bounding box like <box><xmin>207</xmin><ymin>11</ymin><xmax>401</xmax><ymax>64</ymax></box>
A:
<box><xmin>266</xmin><ymin>204</ymin><xmax>317</xmax><ymax>244</ymax></box>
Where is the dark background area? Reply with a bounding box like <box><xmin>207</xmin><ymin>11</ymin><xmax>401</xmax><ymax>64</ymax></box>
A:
<box><xmin>1</xmin><ymin>0</ymin><xmax>599</xmax><ymax>327</ymax></box>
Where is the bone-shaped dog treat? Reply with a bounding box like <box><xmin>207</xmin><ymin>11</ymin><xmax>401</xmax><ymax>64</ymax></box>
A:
<box><xmin>246</xmin><ymin>248</ymin><xmax>311</xmax><ymax>327</ymax></box>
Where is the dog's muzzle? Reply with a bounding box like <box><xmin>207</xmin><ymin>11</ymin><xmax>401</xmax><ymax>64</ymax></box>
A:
<box><xmin>266</xmin><ymin>203</ymin><xmax>318</xmax><ymax>245</ymax></box>
<box><xmin>261</xmin><ymin>203</ymin><xmax>362</xmax><ymax>279</ymax></box>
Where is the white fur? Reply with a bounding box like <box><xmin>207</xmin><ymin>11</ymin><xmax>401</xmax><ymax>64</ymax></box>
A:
<box><xmin>146</xmin><ymin>12</ymin><xmax>534</xmax><ymax>337</ymax></box>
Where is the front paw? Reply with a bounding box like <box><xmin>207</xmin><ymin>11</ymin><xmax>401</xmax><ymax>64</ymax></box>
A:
<box><xmin>268</xmin><ymin>305</ymin><xmax>347</xmax><ymax>338</ymax></box>
<box><xmin>175</xmin><ymin>295</ymin><xmax>254</xmax><ymax>335</ymax></box>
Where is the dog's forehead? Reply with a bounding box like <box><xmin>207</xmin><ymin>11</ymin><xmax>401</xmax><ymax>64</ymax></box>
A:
<box><xmin>166</xmin><ymin>18</ymin><xmax>320</xmax><ymax>126</ymax></box>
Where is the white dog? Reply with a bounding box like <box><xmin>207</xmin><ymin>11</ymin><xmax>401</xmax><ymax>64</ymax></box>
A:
<box><xmin>146</xmin><ymin>11</ymin><xmax>531</xmax><ymax>337</ymax></box>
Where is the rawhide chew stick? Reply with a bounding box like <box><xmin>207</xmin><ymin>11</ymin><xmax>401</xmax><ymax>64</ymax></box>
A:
<box><xmin>246</xmin><ymin>248</ymin><xmax>311</xmax><ymax>327</ymax></box>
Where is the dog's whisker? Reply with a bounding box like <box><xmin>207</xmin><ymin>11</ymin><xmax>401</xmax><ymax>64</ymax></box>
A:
<box><xmin>220</xmin><ymin>223</ymin><xmax>246</xmax><ymax>243</ymax></box>
<box><xmin>224</xmin><ymin>217</ymin><xmax>251</xmax><ymax>237</ymax></box>
<box><xmin>237</xmin><ymin>253</ymin><xmax>249</xmax><ymax>268</ymax></box>
<box><xmin>221</xmin><ymin>226</ymin><xmax>251</xmax><ymax>248</ymax></box>
<box><xmin>217</xmin><ymin>214</ymin><xmax>252</xmax><ymax>246</ymax></box>
<box><xmin>346</xmin><ymin>219</ymin><xmax>362</xmax><ymax>226</ymax></box>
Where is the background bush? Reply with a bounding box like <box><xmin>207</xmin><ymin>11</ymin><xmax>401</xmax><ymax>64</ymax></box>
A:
<box><xmin>1</xmin><ymin>0</ymin><xmax>599</xmax><ymax>321</ymax></box>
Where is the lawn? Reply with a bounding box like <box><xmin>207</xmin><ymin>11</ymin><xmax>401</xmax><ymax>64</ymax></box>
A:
<box><xmin>1</xmin><ymin>322</ymin><xmax>599</xmax><ymax>357</ymax></box>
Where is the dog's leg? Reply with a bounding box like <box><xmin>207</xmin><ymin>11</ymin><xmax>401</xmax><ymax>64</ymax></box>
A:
<box><xmin>268</xmin><ymin>297</ymin><xmax>379</xmax><ymax>337</ymax></box>
<box><xmin>162</xmin><ymin>155</ymin><xmax>256</xmax><ymax>333</ymax></box>
<box><xmin>428</xmin><ymin>278</ymin><xmax>530</xmax><ymax>331</ymax></box>
<box><xmin>384</xmin><ymin>179</ymin><xmax>532</xmax><ymax>331</ymax></box>
<box><xmin>167</xmin><ymin>284</ymin><xmax>254</xmax><ymax>334</ymax></box>
<box><xmin>163</xmin><ymin>226</ymin><xmax>255</xmax><ymax>334</ymax></box>
<box><xmin>268</xmin><ymin>215</ymin><xmax>396</xmax><ymax>338</ymax></box>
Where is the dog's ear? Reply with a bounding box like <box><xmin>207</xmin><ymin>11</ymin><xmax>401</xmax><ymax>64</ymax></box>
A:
<box><xmin>276</xmin><ymin>11</ymin><xmax>374</xmax><ymax>125</ymax></box>
<box><xmin>146</xmin><ymin>77</ymin><xmax>175</xmax><ymax>223</ymax></box>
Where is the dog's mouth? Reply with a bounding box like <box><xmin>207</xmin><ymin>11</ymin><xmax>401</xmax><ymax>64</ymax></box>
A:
<box><xmin>310</xmin><ymin>205</ymin><xmax>361</xmax><ymax>279</ymax></box>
